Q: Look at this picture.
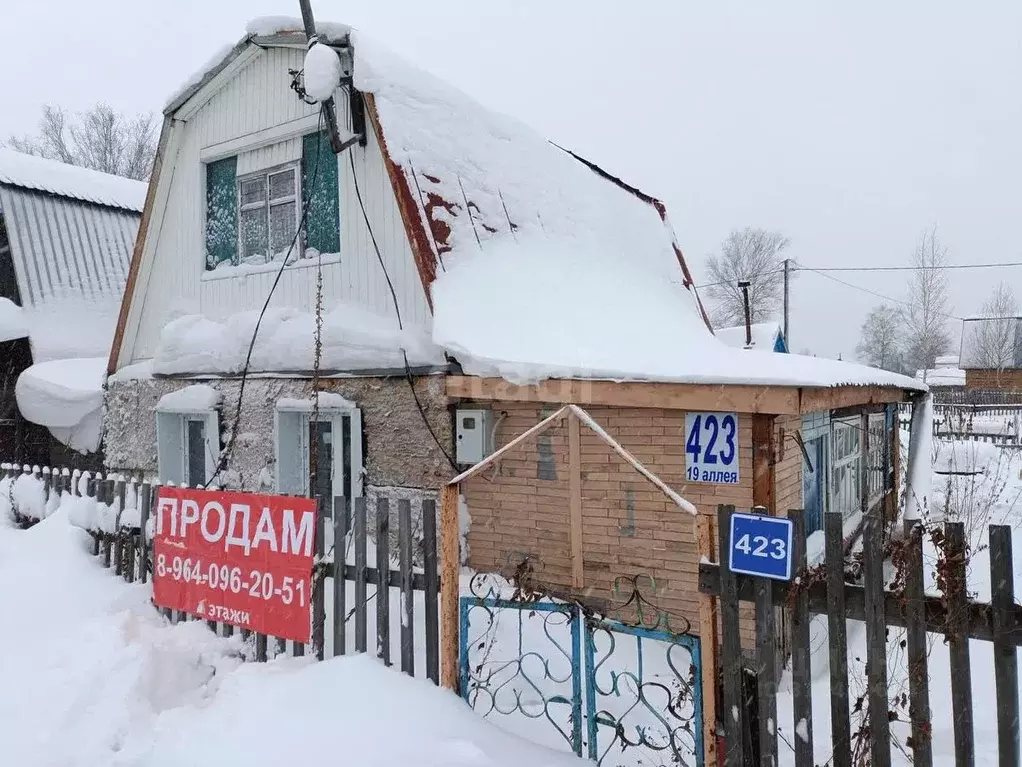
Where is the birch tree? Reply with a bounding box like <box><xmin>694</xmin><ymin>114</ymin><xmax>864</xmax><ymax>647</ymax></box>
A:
<box><xmin>7</xmin><ymin>103</ymin><xmax>157</xmax><ymax>181</ymax></box>
<box><xmin>903</xmin><ymin>225</ymin><xmax>952</xmax><ymax>374</ymax></box>
<box><xmin>705</xmin><ymin>227</ymin><xmax>791</xmax><ymax>326</ymax></box>
<box><xmin>967</xmin><ymin>282</ymin><xmax>1018</xmax><ymax>372</ymax></box>
<box><xmin>856</xmin><ymin>304</ymin><xmax>905</xmax><ymax>372</ymax></box>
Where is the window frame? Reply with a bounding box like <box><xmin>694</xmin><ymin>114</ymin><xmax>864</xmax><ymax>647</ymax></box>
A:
<box><xmin>273</xmin><ymin>399</ymin><xmax>363</xmax><ymax>504</ymax></box>
<box><xmin>155</xmin><ymin>408</ymin><xmax>220</xmax><ymax>488</ymax></box>
<box><xmin>234</xmin><ymin>161</ymin><xmax>302</xmax><ymax>266</ymax></box>
<box><xmin>829</xmin><ymin>416</ymin><xmax>862</xmax><ymax>520</ymax></box>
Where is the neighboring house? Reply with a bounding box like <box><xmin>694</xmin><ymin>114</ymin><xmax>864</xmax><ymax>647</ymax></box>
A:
<box><xmin>915</xmin><ymin>354</ymin><xmax>965</xmax><ymax>391</ymax></box>
<box><xmin>714</xmin><ymin>322</ymin><xmax>788</xmax><ymax>353</ymax></box>
<box><xmin>959</xmin><ymin>315</ymin><xmax>1022</xmax><ymax>390</ymax></box>
<box><xmin>105</xmin><ymin>18</ymin><xmax>928</xmax><ymax>639</ymax></box>
<box><xmin>0</xmin><ymin>149</ymin><xmax>144</xmax><ymax>467</ymax></box>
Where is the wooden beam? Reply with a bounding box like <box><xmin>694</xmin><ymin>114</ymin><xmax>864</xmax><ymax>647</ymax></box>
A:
<box><xmin>439</xmin><ymin>484</ymin><xmax>461</xmax><ymax>691</ymax></box>
<box><xmin>752</xmin><ymin>414</ymin><xmax>776</xmax><ymax>513</ymax></box>
<box><xmin>568</xmin><ymin>411</ymin><xmax>583</xmax><ymax>589</ymax></box>
<box><xmin>696</xmin><ymin>514</ymin><xmax>720</xmax><ymax>767</ymax></box>
<box><xmin>446</xmin><ymin>376</ymin><xmax>801</xmax><ymax>414</ymax></box>
<box><xmin>800</xmin><ymin>385</ymin><xmax>911</xmax><ymax>414</ymax></box>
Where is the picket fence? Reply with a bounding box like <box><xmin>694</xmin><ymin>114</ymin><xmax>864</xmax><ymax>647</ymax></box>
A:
<box><xmin>1</xmin><ymin>462</ymin><xmax>441</xmax><ymax>682</ymax></box>
<box><xmin>700</xmin><ymin>504</ymin><xmax>1021</xmax><ymax>767</ymax></box>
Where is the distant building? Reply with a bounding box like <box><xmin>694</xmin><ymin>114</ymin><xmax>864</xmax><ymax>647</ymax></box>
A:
<box><xmin>958</xmin><ymin>316</ymin><xmax>1022</xmax><ymax>390</ymax></box>
<box><xmin>914</xmin><ymin>355</ymin><xmax>965</xmax><ymax>390</ymax></box>
<box><xmin>0</xmin><ymin>149</ymin><xmax>144</xmax><ymax>467</ymax></box>
<box><xmin>714</xmin><ymin>322</ymin><xmax>788</xmax><ymax>353</ymax></box>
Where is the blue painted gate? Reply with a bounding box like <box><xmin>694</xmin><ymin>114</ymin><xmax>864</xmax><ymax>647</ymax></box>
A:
<box><xmin>459</xmin><ymin>576</ymin><xmax>704</xmax><ymax>766</ymax></box>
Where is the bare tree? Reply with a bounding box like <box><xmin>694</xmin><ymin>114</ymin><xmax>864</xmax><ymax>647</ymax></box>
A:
<box><xmin>705</xmin><ymin>227</ymin><xmax>791</xmax><ymax>326</ymax></box>
<box><xmin>7</xmin><ymin>103</ymin><xmax>157</xmax><ymax>181</ymax></box>
<box><xmin>856</xmin><ymin>304</ymin><xmax>905</xmax><ymax>372</ymax></box>
<box><xmin>903</xmin><ymin>225</ymin><xmax>952</xmax><ymax>377</ymax></box>
<box><xmin>964</xmin><ymin>282</ymin><xmax>1018</xmax><ymax>373</ymax></box>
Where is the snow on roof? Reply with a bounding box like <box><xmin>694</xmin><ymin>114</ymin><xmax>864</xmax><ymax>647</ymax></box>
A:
<box><xmin>151</xmin><ymin>302</ymin><xmax>445</xmax><ymax>376</ymax></box>
<box><xmin>245</xmin><ymin>16</ymin><xmax>351</xmax><ymax>40</ymax></box>
<box><xmin>0</xmin><ymin>297</ymin><xmax>27</xmax><ymax>343</ymax></box>
<box><xmin>156</xmin><ymin>384</ymin><xmax>222</xmax><ymax>413</ymax></box>
<box><xmin>915</xmin><ymin>367</ymin><xmax>966</xmax><ymax>387</ymax></box>
<box><xmin>935</xmin><ymin>354</ymin><xmax>959</xmax><ymax>367</ymax></box>
<box><xmin>0</xmin><ymin>149</ymin><xmax>146</xmax><ymax>212</ymax></box>
<box><xmin>433</xmin><ymin>236</ymin><xmax>925</xmax><ymax>390</ymax></box>
<box><xmin>715</xmin><ymin>322</ymin><xmax>782</xmax><ymax>351</ymax></box>
<box><xmin>14</xmin><ymin>357</ymin><xmax>106</xmax><ymax>453</ymax></box>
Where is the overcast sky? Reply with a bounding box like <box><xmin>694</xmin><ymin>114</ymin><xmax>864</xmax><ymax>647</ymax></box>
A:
<box><xmin>3</xmin><ymin>1</ymin><xmax>1020</xmax><ymax>362</ymax></box>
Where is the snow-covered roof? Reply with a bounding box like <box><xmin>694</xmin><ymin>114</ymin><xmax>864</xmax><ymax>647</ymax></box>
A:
<box><xmin>152</xmin><ymin>20</ymin><xmax>922</xmax><ymax>393</ymax></box>
<box><xmin>935</xmin><ymin>354</ymin><xmax>959</xmax><ymax>367</ymax></box>
<box><xmin>914</xmin><ymin>367</ymin><xmax>965</xmax><ymax>387</ymax></box>
<box><xmin>0</xmin><ymin>149</ymin><xmax>146</xmax><ymax>212</ymax></box>
<box><xmin>14</xmin><ymin>358</ymin><xmax>106</xmax><ymax>453</ymax></box>
<box><xmin>715</xmin><ymin>322</ymin><xmax>783</xmax><ymax>351</ymax></box>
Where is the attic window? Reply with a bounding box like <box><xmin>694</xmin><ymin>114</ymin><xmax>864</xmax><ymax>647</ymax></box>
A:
<box><xmin>204</xmin><ymin>131</ymin><xmax>340</xmax><ymax>271</ymax></box>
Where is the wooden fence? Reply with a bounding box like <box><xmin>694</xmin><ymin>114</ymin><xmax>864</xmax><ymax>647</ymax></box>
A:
<box><xmin>933</xmin><ymin>389</ymin><xmax>1022</xmax><ymax>407</ymax></box>
<box><xmin>0</xmin><ymin>463</ymin><xmax>441</xmax><ymax>682</ymax></box>
<box><xmin>700</xmin><ymin>504</ymin><xmax>1021</xmax><ymax>767</ymax></box>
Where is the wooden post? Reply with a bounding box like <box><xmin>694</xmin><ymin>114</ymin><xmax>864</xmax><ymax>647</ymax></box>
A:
<box><xmin>440</xmin><ymin>483</ymin><xmax>461</xmax><ymax>692</ymax></box>
<box><xmin>826</xmin><ymin>512</ymin><xmax>852</xmax><ymax>767</ymax></box>
<box><xmin>903</xmin><ymin>519</ymin><xmax>932</xmax><ymax>767</ymax></box>
<box><xmin>989</xmin><ymin>525</ymin><xmax>1019</xmax><ymax>767</ymax></box>
<box><xmin>376</xmin><ymin>497</ymin><xmax>391</xmax><ymax>666</ymax></box>
<box><xmin>568</xmin><ymin>410</ymin><xmax>584</xmax><ymax>589</ymax></box>
<box><xmin>789</xmin><ymin>509</ymin><xmax>813</xmax><ymax>767</ymax></box>
<box><xmin>716</xmin><ymin>504</ymin><xmax>744</xmax><ymax>767</ymax></box>
<box><xmin>422</xmin><ymin>499</ymin><xmax>440</xmax><ymax>685</ymax></box>
<box><xmin>695</xmin><ymin>514</ymin><xmax>719</xmax><ymax>767</ymax></box>
<box><xmin>863</xmin><ymin>510</ymin><xmax>891</xmax><ymax>767</ymax></box>
<box><xmin>751</xmin><ymin>415</ymin><xmax>776</xmax><ymax>514</ymax></box>
<box><xmin>945</xmin><ymin>522</ymin><xmax>975</xmax><ymax>766</ymax></box>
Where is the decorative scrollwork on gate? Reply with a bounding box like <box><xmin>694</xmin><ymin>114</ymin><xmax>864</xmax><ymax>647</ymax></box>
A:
<box><xmin>607</xmin><ymin>573</ymin><xmax>693</xmax><ymax>636</ymax></box>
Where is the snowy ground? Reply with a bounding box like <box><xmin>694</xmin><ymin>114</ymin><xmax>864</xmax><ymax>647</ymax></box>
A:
<box><xmin>0</xmin><ymin>512</ymin><xmax>580</xmax><ymax>767</ymax></box>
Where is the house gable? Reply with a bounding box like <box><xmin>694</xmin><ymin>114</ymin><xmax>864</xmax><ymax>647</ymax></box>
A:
<box><xmin>111</xmin><ymin>42</ymin><xmax>432</xmax><ymax>373</ymax></box>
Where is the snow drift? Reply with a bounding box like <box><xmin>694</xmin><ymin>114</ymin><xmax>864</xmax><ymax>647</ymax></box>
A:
<box><xmin>15</xmin><ymin>358</ymin><xmax>106</xmax><ymax>453</ymax></box>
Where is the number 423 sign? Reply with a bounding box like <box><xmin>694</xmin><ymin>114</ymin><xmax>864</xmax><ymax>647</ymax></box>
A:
<box><xmin>685</xmin><ymin>412</ymin><xmax>738</xmax><ymax>485</ymax></box>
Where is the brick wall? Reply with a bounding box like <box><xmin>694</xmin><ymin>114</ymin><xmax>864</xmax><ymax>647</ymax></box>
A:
<box><xmin>965</xmin><ymin>369</ymin><xmax>1022</xmax><ymax>390</ymax></box>
<box><xmin>462</xmin><ymin>403</ymin><xmax>770</xmax><ymax>638</ymax></box>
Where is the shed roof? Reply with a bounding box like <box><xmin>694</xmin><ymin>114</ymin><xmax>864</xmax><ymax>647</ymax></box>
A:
<box><xmin>0</xmin><ymin>149</ymin><xmax>146</xmax><ymax>212</ymax></box>
<box><xmin>715</xmin><ymin>322</ymin><xmax>784</xmax><ymax>351</ymax></box>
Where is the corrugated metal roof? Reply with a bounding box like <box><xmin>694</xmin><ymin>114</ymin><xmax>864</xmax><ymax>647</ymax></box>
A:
<box><xmin>0</xmin><ymin>186</ymin><xmax>136</xmax><ymax>307</ymax></box>
<box><xmin>0</xmin><ymin>149</ymin><xmax>146</xmax><ymax>212</ymax></box>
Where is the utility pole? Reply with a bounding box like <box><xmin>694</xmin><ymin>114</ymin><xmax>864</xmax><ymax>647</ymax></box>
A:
<box><xmin>297</xmin><ymin>0</ymin><xmax>345</xmax><ymax>154</ymax></box>
<box><xmin>783</xmin><ymin>258</ymin><xmax>791</xmax><ymax>350</ymax></box>
<box><xmin>738</xmin><ymin>280</ymin><xmax>752</xmax><ymax>347</ymax></box>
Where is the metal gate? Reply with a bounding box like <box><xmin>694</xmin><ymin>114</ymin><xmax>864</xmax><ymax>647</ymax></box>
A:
<box><xmin>459</xmin><ymin>576</ymin><xmax>704</xmax><ymax>766</ymax></box>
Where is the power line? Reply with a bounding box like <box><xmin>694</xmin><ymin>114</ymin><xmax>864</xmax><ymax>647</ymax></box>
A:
<box><xmin>798</xmin><ymin>267</ymin><xmax>965</xmax><ymax>322</ymax></box>
<box><xmin>797</xmin><ymin>261</ymin><xmax>1022</xmax><ymax>273</ymax></box>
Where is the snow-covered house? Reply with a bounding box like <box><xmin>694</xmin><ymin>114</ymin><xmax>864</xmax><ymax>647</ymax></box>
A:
<box><xmin>105</xmin><ymin>19</ymin><xmax>930</xmax><ymax>640</ymax></box>
<box><xmin>714</xmin><ymin>321</ymin><xmax>788</xmax><ymax>353</ymax></box>
<box><xmin>0</xmin><ymin>149</ymin><xmax>143</xmax><ymax>467</ymax></box>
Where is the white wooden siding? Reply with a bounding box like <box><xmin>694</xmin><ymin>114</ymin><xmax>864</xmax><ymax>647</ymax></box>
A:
<box><xmin>126</xmin><ymin>46</ymin><xmax>431</xmax><ymax>365</ymax></box>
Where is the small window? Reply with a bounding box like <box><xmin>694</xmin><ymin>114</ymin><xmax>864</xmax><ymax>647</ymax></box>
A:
<box><xmin>236</xmin><ymin>164</ymin><xmax>300</xmax><ymax>265</ymax></box>
<box><xmin>275</xmin><ymin>401</ymin><xmax>363</xmax><ymax>506</ymax></box>
<box><xmin>156</xmin><ymin>410</ymin><xmax>220</xmax><ymax>487</ymax></box>
<box><xmin>830</xmin><ymin>417</ymin><xmax>861</xmax><ymax>519</ymax></box>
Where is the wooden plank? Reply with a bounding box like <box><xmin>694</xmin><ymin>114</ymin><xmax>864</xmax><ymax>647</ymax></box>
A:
<box><xmin>568</xmin><ymin>411</ymin><xmax>584</xmax><ymax>588</ymax></box>
<box><xmin>716</xmin><ymin>505</ymin><xmax>745</xmax><ymax>767</ymax></box>
<box><xmin>376</xmin><ymin>498</ymin><xmax>391</xmax><ymax>666</ymax></box>
<box><xmin>255</xmin><ymin>633</ymin><xmax>268</xmax><ymax>662</ymax></box>
<box><xmin>751</xmin><ymin>415</ymin><xmax>775</xmax><ymax>513</ymax></box>
<box><xmin>354</xmin><ymin>496</ymin><xmax>368</xmax><ymax>654</ymax></box>
<box><xmin>826</xmin><ymin>512</ymin><xmax>852</xmax><ymax>767</ymax></box>
<box><xmin>398</xmin><ymin>499</ymin><xmax>415</xmax><ymax>676</ymax></box>
<box><xmin>422</xmin><ymin>499</ymin><xmax>440</xmax><ymax>685</ymax></box>
<box><xmin>945</xmin><ymin>522</ymin><xmax>975</xmax><ymax>766</ymax></box>
<box><xmin>789</xmin><ymin>509</ymin><xmax>813</xmax><ymax>767</ymax></box>
<box><xmin>139</xmin><ymin>483</ymin><xmax>151</xmax><ymax>585</ymax></box>
<box><xmin>312</xmin><ymin>496</ymin><xmax>326</xmax><ymax>661</ymax></box>
<box><xmin>440</xmin><ymin>484</ymin><xmax>461</xmax><ymax>691</ymax></box>
<box><xmin>333</xmin><ymin>496</ymin><xmax>347</xmax><ymax>658</ymax></box>
<box><xmin>755</xmin><ymin>577</ymin><xmax>778</xmax><ymax>767</ymax></box>
<box><xmin>989</xmin><ymin>525</ymin><xmax>1019</xmax><ymax>767</ymax></box>
<box><xmin>698</xmin><ymin>563</ymin><xmax>1022</xmax><ymax>644</ymax></box>
<box><xmin>862</xmin><ymin>511</ymin><xmax>891</xmax><ymax>767</ymax></box>
<box><xmin>275</xmin><ymin>636</ymin><xmax>286</xmax><ymax>658</ymax></box>
<box><xmin>445</xmin><ymin>375</ymin><xmax>803</xmax><ymax>415</ymax></box>
<box><xmin>114</xmin><ymin>479</ymin><xmax>126</xmax><ymax>575</ymax></box>
<box><xmin>903</xmin><ymin>519</ymin><xmax>932</xmax><ymax>767</ymax></box>
<box><xmin>799</xmin><ymin>385</ymin><xmax>911</xmax><ymax>414</ymax></box>
<box><xmin>695</xmin><ymin>514</ymin><xmax>719</xmax><ymax>767</ymax></box>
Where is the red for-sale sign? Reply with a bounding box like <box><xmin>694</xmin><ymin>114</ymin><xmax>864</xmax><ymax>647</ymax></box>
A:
<box><xmin>152</xmin><ymin>487</ymin><xmax>318</xmax><ymax>642</ymax></box>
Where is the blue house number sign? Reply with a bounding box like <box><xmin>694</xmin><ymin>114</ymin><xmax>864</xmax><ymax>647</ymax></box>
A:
<box><xmin>685</xmin><ymin>412</ymin><xmax>739</xmax><ymax>485</ymax></box>
<box><xmin>729</xmin><ymin>512</ymin><xmax>794</xmax><ymax>581</ymax></box>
